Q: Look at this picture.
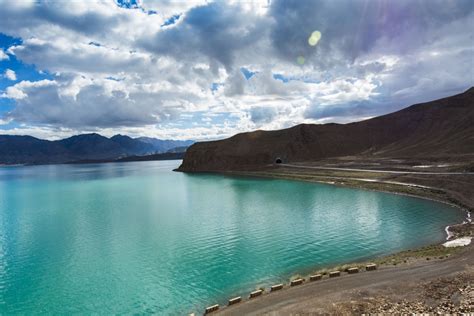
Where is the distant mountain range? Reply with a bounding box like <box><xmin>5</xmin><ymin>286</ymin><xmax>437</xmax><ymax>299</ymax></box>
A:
<box><xmin>178</xmin><ymin>87</ymin><xmax>474</xmax><ymax>171</ymax></box>
<box><xmin>0</xmin><ymin>133</ymin><xmax>194</xmax><ymax>165</ymax></box>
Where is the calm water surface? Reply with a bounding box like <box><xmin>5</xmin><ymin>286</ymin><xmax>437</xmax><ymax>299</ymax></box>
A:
<box><xmin>0</xmin><ymin>160</ymin><xmax>464</xmax><ymax>314</ymax></box>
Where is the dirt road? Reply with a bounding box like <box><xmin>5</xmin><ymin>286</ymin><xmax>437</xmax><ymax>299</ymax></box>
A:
<box><xmin>281</xmin><ymin>163</ymin><xmax>474</xmax><ymax>175</ymax></box>
<box><xmin>217</xmin><ymin>245</ymin><xmax>473</xmax><ymax>315</ymax></box>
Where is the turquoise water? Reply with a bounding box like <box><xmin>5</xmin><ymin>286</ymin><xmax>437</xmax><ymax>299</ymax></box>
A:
<box><xmin>0</xmin><ymin>160</ymin><xmax>464</xmax><ymax>314</ymax></box>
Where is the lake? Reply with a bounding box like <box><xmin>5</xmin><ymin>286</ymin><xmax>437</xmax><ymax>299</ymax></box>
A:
<box><xmin>0</xmin><ymin>160</ymin><xmax>464</xmax><ymax>314</ymax></box>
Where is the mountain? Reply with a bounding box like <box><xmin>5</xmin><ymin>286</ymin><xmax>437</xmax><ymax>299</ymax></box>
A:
<box><xmin>177</xmin><ymin>87</ymin><xmax>474</xmax><ymax>172</ymax></box>
<box><xmin>136</xmin><ymin>137</ymin><xmax>194</xmax><ymax>153</ymax></box>
<box><xmin>109</xmin><ymin>134</ymin><xmax>155</xmax><ymax>155</ymax></box>
<box><xmin>0</xmin><ymin>134</ymin><xmax>194</xmax><ymax>165</ymax></box>
<box><xmin>58</xmin><ymin>133</ymin><xmax>126</xmax><ymax>159</ymax></box>
<box><xmin>0</xmin><ymin>135</ymin><xmax>69</xmax><ymax>164</ymax></box>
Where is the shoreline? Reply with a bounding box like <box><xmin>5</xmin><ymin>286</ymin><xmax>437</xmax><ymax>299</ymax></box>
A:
<box><xmin>0</xmin><ymin>156</ymin><xmax>184</xmax><ymax>168</ymax></box>
<box><xmin>216</xmin><ymin>243</ymin><xmax>473</xmax><ymax>315</ymax></box>
<box><xmin>210</xmin><ymin>235</ymin><xmax>471</xmax><ymax>315</ymax></box>
<box><xmin>222</xmin><ymin>169</ymin><xmax>468</xmax><ymax>210</ymax></box>
<box><xmin>220</xmin><ymin>169</ymin><xmax>471</xmax><ymax>238</ymax></box>
<box><xmin>194</xmin><ymin>167</ymin><xmax>473</xmax><ymax>315</ymax></box>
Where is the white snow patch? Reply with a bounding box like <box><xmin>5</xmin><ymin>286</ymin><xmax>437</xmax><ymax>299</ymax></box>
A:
<box><xmin>445</xmin><ymin>225</ymin><xmax>454</xmax><ymax>240</ymax></box>
<box><xmin>443</xmin><ymin>237</ymin><xmax>472</xmax><ymax>248</ymax></box>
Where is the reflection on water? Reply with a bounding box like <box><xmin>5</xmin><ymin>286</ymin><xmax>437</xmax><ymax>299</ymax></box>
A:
<box><xmin>0</xmin><ymin>160</ymin><xmax>464</xmax><ymax>314</ymax></box>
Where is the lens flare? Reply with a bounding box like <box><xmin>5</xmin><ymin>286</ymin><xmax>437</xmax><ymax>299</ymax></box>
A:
<box><xmin>296</xmin><ymin>56</ymin><xmax>305</xmax><ymax>65</ymax></box>
<box><xmin>308</xmin><ymin>30</ymin><xmax>321</xmax><ymax>46</ymax></box>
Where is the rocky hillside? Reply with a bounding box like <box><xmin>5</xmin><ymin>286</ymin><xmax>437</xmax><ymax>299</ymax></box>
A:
<box><xmin>178</xmin><ymin>88</ymin><xmax>474</xmax><ymax>172</ymax></box>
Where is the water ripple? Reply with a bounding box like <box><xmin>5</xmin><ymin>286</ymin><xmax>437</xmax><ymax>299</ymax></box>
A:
<box><xmin>0</xmin><ymin>161</ymin><xmax>465</xmax><ymax>314</ymax></box>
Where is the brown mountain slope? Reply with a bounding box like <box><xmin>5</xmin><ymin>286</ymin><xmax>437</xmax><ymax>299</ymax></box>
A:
<box><xmin>178</xmin><ymin>88</ymin><xmax>474</xmax><ymax>172</ymax></box>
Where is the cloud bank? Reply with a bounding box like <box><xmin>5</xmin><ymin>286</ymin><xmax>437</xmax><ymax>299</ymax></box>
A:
<box><xmin>0</xmin><ymin>0</ymin><xmax>472</xmax><ymax>140</ymax></box>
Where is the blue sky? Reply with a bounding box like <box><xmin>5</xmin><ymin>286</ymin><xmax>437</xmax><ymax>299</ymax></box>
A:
<box><xmin>0</xmin><ymin>33</ymin><xmax>54</xmax><ymax>130</ymax></box>
<box><xmin>0</xmin><ymin>0</ymin><xmax>472</xmax><ymax>140</ymax></box>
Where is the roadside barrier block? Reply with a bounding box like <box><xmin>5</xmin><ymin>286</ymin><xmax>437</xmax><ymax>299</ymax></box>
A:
<box><xmin>347</xmin><ymin>267</ymin><xmax>359</xmax><ymax>274</ymax></box>
<box><xmin>309</xmin><ymin>274</ymin><xmax>322</xmax><ymax>281</ymax></box>
<box><xmin>228</xmin><ymin>296</ymin><xmax>242</xmax><ymax>306</ymax></box>
<box><xmin>290</xmin><ymin>278</ymin><xmax>304</xmax><ymax>286</ymax></box>
<box><xmin>270</xmin><ymin>284</ymin><xmax>284</xmax><ymax>292</ymax></box>
<box><xmin>366</xmin><ymin>263</ymin><xmax>377</xmax><ymax>271</ymax></box>
<box><xmin>204</xmin><ymin>304</ymin><xmax>219</xmax><ymax>314</ymax></box>
<box><xmin>249</xmin><ymin>289</ymin><xmax>263</xmax><ymax>298</ymax></box>
<box><xmin>329</xmin><ymin>271</ymin><xmax>341</xmax><ymax>277</ymax></box>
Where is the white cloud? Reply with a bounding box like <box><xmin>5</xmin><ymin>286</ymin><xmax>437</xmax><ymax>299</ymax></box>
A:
<box><xmin>2</xmin><ymin>79</ymin><xmax>56</xmax><ymax>99</ymax></box>
<box><xmin>0</xmin><ymin>117</ymin><xmax>12</xmax><ymax>125</ymax></box>
<box><xmin>0</xmin><ymin>0</ymin><xmax>472</xmax><ymax>140</ymax></box>
<box><xmin>4</xmin><ymin>69</ymin><xmax>16</xmax><ymax>81</ymax></box>
<box><xmin>141</xmin><ymin>0</ymin><xmax>210</xmax><ymax>17</ymax></box>
<box><xmin>0</xmin><ymin>49</ymin><xmax>8</xmax><ymax>60</ymax></box>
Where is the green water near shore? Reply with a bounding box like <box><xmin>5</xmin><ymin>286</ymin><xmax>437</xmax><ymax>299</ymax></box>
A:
<box><xmin>0</xmin><ymin>160</ymin><xmax>464</xmax><ymax>314</ymax></box>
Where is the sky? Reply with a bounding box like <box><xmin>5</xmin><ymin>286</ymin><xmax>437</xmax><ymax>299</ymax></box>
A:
<box><xmin>0</xmin><ymin>0</ymin><xmax>473</xmax><ymax>140</ymax></box>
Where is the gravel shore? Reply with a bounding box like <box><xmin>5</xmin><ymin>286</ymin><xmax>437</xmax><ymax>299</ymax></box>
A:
<box><xmin>217</xmin><ymin>245</ymin><xmax>473</xmax><ymax>315</ymax></box>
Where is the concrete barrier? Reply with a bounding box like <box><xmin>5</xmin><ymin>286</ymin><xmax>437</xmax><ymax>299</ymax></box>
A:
<box><xmin>309</xmin><ymin>274</ymin><xmax>322</xmax><ymax>281</ymax></box>
<box><xmin>249</xmin><ymin>289</ymin><xmax>263</xmax><ymax>299</ymax></box>
<box><xmin>290</xmin><ymin>278</ymin><xmax>304</xmax><ymax>286</ymax></box>
<box><xmin>366</xmin><ymin>263</ymin><xmax>377</xmax><ymax>271</ymax></box>
<box><xmin>228</xmin><ymin>296</ymin><xmax>242</xmax><ymax>306</ymax></box>
<box><xmin>270</xmin><ymin>284</ymin><xmax>284</xmax><ymax>292</ymax></box>
<box><xmin>329</xmin><ymin>271</ymin><xmax>341</xmax><ymax>278</ymax></box>
<box><xmin>347</xmin><ymin>267</ymin><xmax>359</xmax><ymax>274</ymax></box>
<box><xmin>204</xmin><ymin>304</ymin><xmax>219</xmax><ymax>314</ymax></box>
